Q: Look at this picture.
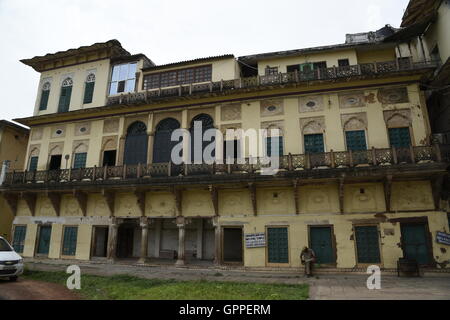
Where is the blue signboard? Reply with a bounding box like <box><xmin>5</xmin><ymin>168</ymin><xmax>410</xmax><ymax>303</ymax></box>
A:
<box><xmin>436</xmin><ymin>232</ymin><xmax>450</xmax><ymax>246</ymax></box>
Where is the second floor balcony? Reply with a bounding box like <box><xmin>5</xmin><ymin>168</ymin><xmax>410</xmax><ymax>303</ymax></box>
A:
<box><xmin>3</xmin><ymin>144</ymin><xmax>449</xmax><ymax>188</ymax></box>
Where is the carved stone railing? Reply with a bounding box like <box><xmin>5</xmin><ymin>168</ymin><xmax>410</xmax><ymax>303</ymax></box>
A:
<box><xmin>106</xmin><ymin>59</ymin><xmax>438</xmax><ymax>106</ymax></box>
<box><xmin>2</xmin><ymin>145</ymin><xmax>448</xmax><ymax>187</ymax></box>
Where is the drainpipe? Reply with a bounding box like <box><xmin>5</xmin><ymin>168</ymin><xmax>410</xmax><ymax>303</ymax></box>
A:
<box><xmin>0</xmin><ymin>160</ymin><xmax>10</xmax><ymax>185</ymax></box>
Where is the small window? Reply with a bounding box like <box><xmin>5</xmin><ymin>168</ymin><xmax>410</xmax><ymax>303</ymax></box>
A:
<box><xmin>73</xmin><ymin>153</ymin><xmax>87</xmax><ymax>169</ymax></box>
<box><xmin>58</xmin><ymin>78</ymin><xmax>73</xmax><ymax>113</ymax></box>
<box><xmin>109</xmin><ymin>63</ymin><xmax>137</xmax><ymax>95</ymax></box>
<box><xmin>29</xmin><ymin>156</ymin><xmax>38</xmax><ymax>171</ymax></box>
<box><xmin>102</xmin><ymin>150</ymin><xmax>117</xmax><ymax>166</ymax></box>
<box><xmin>265</xmin><ymin>66</ymin><xmax>279</xmax><ymax>75</ymax></box>
<box><xmin>62</xmin><ymin>226</ymin><xmax>78</xmax><ymax>256</ymax></box>
<box><xmin>83</xmin><ymin>73</ymin><xmax>96</xmax><ymax>104</ymax></box>
<box><xmin>338</xmin><ymin>59</ymin><xmax>350</xmax><ymax>67</ymax></box>
<box><xmin>49</xmin><ymin>155</ymin><xmax>62</xmax><ymax>170</ymax></box>
<box><xmin>12</xmin><ymin>226</ymin><xmax>27</xmax><ymax>253</ymax></box>
<box><xmin>286</xmin><ymin>65</ymin><xmax>300</xmax><ymax>73</ymax></box>
<box><xmin>39</xmin><ymin>82</ymin><xmax>51</xmax><ymax>111</ymax></box>
<box><xmin>313</xmin><ymin>61</ymin><xmax>327</xmax><ymax>70</ymax></box>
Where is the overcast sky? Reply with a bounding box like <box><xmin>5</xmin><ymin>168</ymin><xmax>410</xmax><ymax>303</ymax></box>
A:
<box><xmin>0</xmin><ymin>0</ymin><xmax>410</xmax><ymax>123</ymax></box>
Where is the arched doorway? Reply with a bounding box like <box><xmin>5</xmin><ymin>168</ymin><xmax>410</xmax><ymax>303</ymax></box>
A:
<box><xmin>153</xmin><ymin>118</ymin><xmax>181</xmax><ymax>163</ymax></box>
<box><xmin>190</xmin><ymin>113</ymin><xmax>215</xmax><ymax>163</ymax></box>
<box><xmin>124</xmin><ymin>121</ymin><xmax>148</xmax><ymax>165</ymax></box>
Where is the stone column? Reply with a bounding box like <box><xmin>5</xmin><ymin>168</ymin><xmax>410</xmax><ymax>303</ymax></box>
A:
<box><xmin>117</xmin><ymin>135</ymin><xmax>126</xmax><ymax>165</ymax></box>
<box><xmin>107</xmin><ymin>220</ymin><xmax>118</xmax><ymax>263</ymax></box>
<box><xmin>196</xmin><ymin>219</ymin><xmax>203</xmax><ymax>260</ymax></box>
<box><xmin>213</xmin><ymin>218</ymin><xmax>221</xmax><ymax>265</ymax></box>
<box><xmin>138</xmin><ymin>219</ymin><xmax>149</xmax><ymax>264</ymax></box>
<box><xmin>147</xmin><ymin>132</ymin><xmax>155</xmax><ymax>165</ymax></box>
<box><xmin>176</xmin><ymin>223</ymin><xmax>186</xmax><ymax>265</ymax></box>
<box><xmin>154</xmin><ymin>219</ymin><xmax>161</xmax><ymax>258</ymax></box>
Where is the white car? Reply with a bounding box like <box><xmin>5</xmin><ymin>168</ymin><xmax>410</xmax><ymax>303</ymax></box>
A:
<box><xmin>0</xmin><ymin>236</ymin><xmax>24</xmax><ymax>281</ymax></box>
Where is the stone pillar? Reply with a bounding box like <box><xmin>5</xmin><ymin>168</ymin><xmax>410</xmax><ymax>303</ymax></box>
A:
<box><xmin>176</xmin><ymin>223</ymin><xmax>186</xmax><ymax>265</ymax></box>
<box><xmin>107</xmin><ymin>220</ymin><xmax>118</xmax><ymax>262</ymax></box>
<box><xmin>154</xmin><ymin>219</ymin><xmax>161</xmax><ymax>258</ymax></box>
<box><xmin>138</xmin><ymin>219</ymin><xmax>149</xmax><ymax>264</ymax></box>
<box><xmin>117</xmin><ymin>135</ymin><xmax>126</xmax><ymax>165</ymax></box>
<box><xmin>213</xmin><ymin>218</ymin><xmax>221</xmax><ymax>265</ymax></box>
<box><xmin>147</xmin><ymin>132</ymin><xmax>155</xmax><ymax>165</ymax></box>
<box><xmin>196</xmin><ymin>219</ymin><xmax>203</xmax><ymax>260</ymax></box>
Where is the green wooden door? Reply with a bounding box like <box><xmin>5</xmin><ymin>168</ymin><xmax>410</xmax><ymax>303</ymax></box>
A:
<box><xmin>265</xmin><ymin>136</ymin><xmax>283</xmax><ymax>157</ymax></box>
<box><xmin>355</xmin><ymin>226</ymin><xmax>381</xmax><ymax>263</ymax></box>
<box><xmin>37</xmin><ymin>226</ymin><xmax>52</xmax><ymax>255</ymax></box>
<box><xmin>346</xmin><ymin>130</ymin><xmax>367</xmax><ymax>151</ymax></box>
<box><xmin>12</xmin><ymin>226</ymin><xmax>27</xmax><ymax>253</ymax></box>
<box><xmin>401</xmin><ymin>224</ymin><xmax>430</xmax><ymax>265</ymax></box>
<box><xmin>304</xmin><ymin>134</ymin><xmax>324</xmax><ymax>153</ymax></box>
<box><xmin>388</xmin><ymin>127</ymin><xmax>411</xmax><ymax>148</ymax></box>
<box><xmin>267</xmin><ymin>227</ymin><xmax>289</xmax><ymax>263</ymax></box>
<box><xmin>62</xmin><ymin>227</ymin><xmax>78</xmax><ymax>256</ymax></box>
<box><xmin>310</xmin><ymin>227</ymin><xmax>334</xmax><ymax>264</ymax></box>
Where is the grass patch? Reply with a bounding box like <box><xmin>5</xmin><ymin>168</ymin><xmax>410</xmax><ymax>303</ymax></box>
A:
<box><xmin>23</xmin><ymin>269</ymin><xmax>308</xmax><ymax>300</ymax></box>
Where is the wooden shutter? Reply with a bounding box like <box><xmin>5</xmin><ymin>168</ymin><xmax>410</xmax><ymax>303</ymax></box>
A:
<box><xmin>355</xmin><ymin>226</ymin><xmax>381</xmax><ymax>263</ymax></box>
<box><xmin>310</xmin><ymin>227</ymin><xmax>335</xmax><ymax>264</ymax></box>
<box><xmin>388</xmin><ymin>127</ymin><xmax>411</xmax><ymax>148</ymax></box>
<box><xmin>29</xmin><ymin>156</ymin><xmax>38</xmax><ymax>171</ymax></box>
<box><xmin>83</xmin><ymin>82</ymin><xmax>95</xmax><ymax>104</ymax></box>
<box><xmin>39</xmin><ymin>90</ymin><xmax>50</xmax><ymax>110</ymax></box>
<box><xmin>267</xmin><ymin>227</ymin><xmax>289</xmax><ymax>263</ymax></box>
<box><xmin>304</xmin><ymin>134</ymin><xmax>324</xmax><ymax>153</ymax></box>
<box><xmin>58</xmin><ymin>86</ymin><xmax>72</xmax><ymax>113</ymax></box>
<box><xmin>62</xmin><ymin>227</ymin><xmax>78</xmax><ymax>256</ymax></box>
<box><xmin>12</xmin><ymin>226</ymin><xmax>27</xmax><ymax>253</ymax></box>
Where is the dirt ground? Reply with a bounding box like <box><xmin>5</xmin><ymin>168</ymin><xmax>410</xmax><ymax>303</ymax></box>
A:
<box><xmin>0</xmin><ymin>278</ymin><xmax>79</xmax><ymax>300</ymax></box>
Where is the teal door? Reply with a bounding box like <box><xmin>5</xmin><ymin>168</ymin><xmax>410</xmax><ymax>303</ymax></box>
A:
<box><xmin>346</xmin><ymin>130</ymin><xmax>367</xmax><ymax>151</ymax></box>
<box><xmin>388</xmin><ymin>127</ymin><xmax>411</xmax><ymax>148</ymax></box>
<box><xmin>304</xmin><ymin>134</ymin><xmax>324</xmax><ymax>153</ymax></box>
<box><xmin>12</xmin><ymin>226</ymin><xmax>27</xmax><ymax>253</ymax></box>
<box><xmin>62</xmin><ymin>227</ymin><xmax>78</xmax><ymax>256</ymax></box>
<box><xmin>37</xmin><ymin>226</ymin><xmax>52</xmax><ymax>255</ymax></box>
<box><xmin>355</xmin><ymin>226</ymin><xmax>381</xmax><ymax>263</ymax></box>
<box><xmin>310</xmin><ymin>227</ymin><xmax>334</xmax><ymax>264</ymax></box>
<box><xmin>267</xmin><ymin>227</ymin><xmax>289</xmax><ymax>263</ymax></box>
<box><xmin>401</xmin><ymin>224</ymin><xmax>430</xmax><ymax>265</ymax></box>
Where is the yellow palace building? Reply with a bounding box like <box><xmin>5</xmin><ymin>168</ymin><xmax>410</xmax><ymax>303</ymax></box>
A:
<box><xmin>1</xmin><ymin>26</ymin><xmax>449</xmax><ymax>271</ymax></box>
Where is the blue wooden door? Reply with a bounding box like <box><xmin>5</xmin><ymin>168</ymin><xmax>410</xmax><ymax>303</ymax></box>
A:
<box><xmin>12</xmin><ymin>226</ymin><xmax>26</xmax><ymax>253</ymax></box>
<box><xmin>62</xmin><ymin>227</ymin><xmax>78</xmax><ymax>256</ymax></box>
<box><xmin>304</xmin><ymin>134</ymin><xmax>324</xmax><ymax>153</ymax></box>
<box><xmin>310</xmin><ymin>227</ymin><xmax>334</xmax><ymax>264</ymax></box>
<box><xmin>355</xmin><ymin>226</ymin><xmax>381</xmax><ymax>263</ymax></box>
<box><xmin>267</xmin><ymin>227</ymin><xmax>289</xmax><ymax>263</ymax></box>
<box><xmin>401</xmin><ymin>224</ymin><xmax>430</xmax><ymax>265</ymax></box>
<box><xmin>388</xmin><ymin>127</ymin><xmax>411</xmax><ymax>148</ymax></box>
<box><xmin>124</xmin><ymin>122</ymin><xmax>148</xmax><ymax>165</ymax></box>
<box><xmin>37</xmin><ymin>226</ymin><xmax>52</xmax><ymax>255</ymax></box>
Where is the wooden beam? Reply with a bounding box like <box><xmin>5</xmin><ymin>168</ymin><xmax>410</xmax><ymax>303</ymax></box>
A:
<box><xmin>293</xmin><ymin>179</ymin><xmax>300</xmax><ymax>215</ymax></box>
<box><xmin>248</xmin><ymin>183</ymin><xmax>257</xmax><ymax>216</ymax></box>
<box><xmin>339</xmin><ymin>177</ymin><xmax>345</xmax><ymax>214</ymax></box>
<box><xmin>101</xmin><ymin>189</ymin><xmax>115</xmax><ymax>217</ymax></box>
<box><xmin>46</xmin><ymin>192</ymin><xmax>61</xmax><ymax>216</ymax></box>
<box><xmin>21</xmin><ymin>192</ymin><xmax>37</xmax><ymax>217</ymax></box>
<box><xmin>384</xmin><ymin>175</ymin><xmax>393</xmax><ymax>213</ymax></box>
<box><xmin>171</xmin><ymin>187</ymin><xmax>182</xmax><ymax>217</ymax></box>
<box><xmin>431</xmin><ymin>175</ymin><xmax>444</xmax><ymax>210</ymax></box>
<box><xmin>209</xmin><ymin>185</ymin><xmax>219</xmax><ymax>216</ymax></box>
<box><xmin>2</xmin><ymin>193</ymin><xmax>18</xmax><ymax>216</ymax></box>
<box><xmin>135</xmin><ymin>191</ymin><xmax>146</xmax><ymax>217</ymax></box>
<box><xmin>73</xmin><ymin>190</ymin><xmax>88</xmax><ymax>217</ymax></box>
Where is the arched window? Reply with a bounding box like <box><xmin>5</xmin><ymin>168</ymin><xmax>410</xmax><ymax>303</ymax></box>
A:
<box><xmin>58</xmin><ymin>77</ymin><xmax>73</xmax><ymax>113</ymax></box>
<box><xmin>190</xmin><ymin>114</ymin><xmax>215</xmax><ymax>163</ymax></box>
<box><xmin>83</xmin><ymin>73</ymin><xmax>96</xmax><ymax>104</ymax></box>
<box><xmin>124</xmin><ymin>121</ymin><xmax>148</xmax><ymax>165</ymax></box>
<box><xmin>39</xmin><ymin>82</ymin><xmax>51</xmax><ymax>111</ymax></box>
<box><xmin>153</xmin><ymin>118</ymin><xmax>181</xmax><ymax>163</ymax></box>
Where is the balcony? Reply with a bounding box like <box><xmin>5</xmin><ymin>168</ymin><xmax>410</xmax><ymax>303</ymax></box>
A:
<box><xmin>106</xmin><ymin>59</ymin><xmax>438</xmax><ymax>106</ymax></box>
<box><xmin>2</xmin><ymin>145</ymin><xmax>449</xmax><ymax>188</ymax></box>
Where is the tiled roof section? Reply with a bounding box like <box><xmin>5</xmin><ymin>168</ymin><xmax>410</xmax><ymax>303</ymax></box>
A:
<box><xmin>401</xmin><ymin>0</ymin><xmax>438</xmax><ymax>27</ymax></box>
<box><xmin>20</xmin><ymin>40</ymin><xmax>131</xmax><ymax>71</ymax></box>
<box><xmin>142</xmin><ymin>54</ymin><xmax>235</xmax><ymax>71</ymax></box>
<box><xmin>0</xmin><ymin>120</ymin><xmax>30</xmax><ymax>133</ymax></box>
<box><xmin>111</xmin><ymin>53</ymin><xmax>156</xmax><ymax>68</ymax></box>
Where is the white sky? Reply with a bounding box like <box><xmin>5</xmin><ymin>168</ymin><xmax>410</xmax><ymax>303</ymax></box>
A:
<box><xmin>0</xmin><ymin>0</ymin><xmax>410</xmax><ymax>123</ymax></box>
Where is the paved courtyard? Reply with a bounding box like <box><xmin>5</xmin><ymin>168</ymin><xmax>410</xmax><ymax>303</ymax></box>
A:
<box><xmin>22</xmin><ymin>261</ymin><xmax>450</xmax><ymax>300</ymax></box>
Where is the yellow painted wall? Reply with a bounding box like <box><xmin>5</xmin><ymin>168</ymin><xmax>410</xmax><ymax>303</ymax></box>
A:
<box><xmin>22</xmin><ymin>223</ymin><xmax>37</xmax><ymax>257</ymax></box>
<box><xmin>424</xmin><ymin>3</ymin><xmax>450</xmax><ymax>63</ymax></box>
<box><xmin>48</xmin><ymin>224</ymin><xmax>62</xmax><ymax>259</ymax></box>
<box><xmin>0</xmin><ymin>126</ymin><xmax>29</xmax><ymax>171</ymax></box>
<box><xmin>0</xmin><ymin>196</ymin><xmax>14</xmax><ymax>240</ymax></box>
<box><xmin>356</xmin><ymin>48</ymin><xmax>396</xmax><ymax>64</ymax></box>
<box><xmin>75</xmin><ymin>224</ymin><xmax>92</xmax><ymax>260</ymax></box>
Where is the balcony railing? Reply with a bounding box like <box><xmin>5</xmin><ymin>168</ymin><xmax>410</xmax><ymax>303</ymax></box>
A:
<box><xmin>3</xmin><ymin>145</ymin><xmax>449</xmax><ymax>187</ymax></box>
<box><xmin>107</xmin><ymin>58</ymin><xmax>438</xmax><ymax>106</ymax></box>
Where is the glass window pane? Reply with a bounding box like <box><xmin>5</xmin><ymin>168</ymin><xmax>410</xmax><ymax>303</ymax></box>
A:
<box><xmin>111</xmin><ymin>65</ymin><xmax>121</xmax><ymax>82</ymax></box>
<box><xmin>128</xmin><ymin>63</ymin><xmax>137</xmax><ymax>79</ymax></box>
<box><xmin>125</xmin><ymin>79</ymin><xmax>135</xmax><ymax>92</ymax></box>
<box><xmin>119</xmin><ymin>64</ymin><xmax>128</xmax><ymax>81</ymax></box>
<box><xmin>109</xmin><ymin>82</ymin><xmax>118</xmax><ymax>95</ymax></box>
<box><xmin>73</xmin><ymin>153</ymin><xmax>87</xmax><ymax>169</ymax></box>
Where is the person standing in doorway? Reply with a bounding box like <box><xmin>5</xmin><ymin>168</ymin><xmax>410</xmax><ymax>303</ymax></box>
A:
<box><xmin>300</xmin><ymin>246</ymin><xmax>316</xmax><ymax>277</ymax></box>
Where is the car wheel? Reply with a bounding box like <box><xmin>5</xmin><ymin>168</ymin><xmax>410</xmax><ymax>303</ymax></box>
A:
<box><xmin>9</xmin><ymin>276</ymin><xmax>18</xmax><ymax>282</ymax></box>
